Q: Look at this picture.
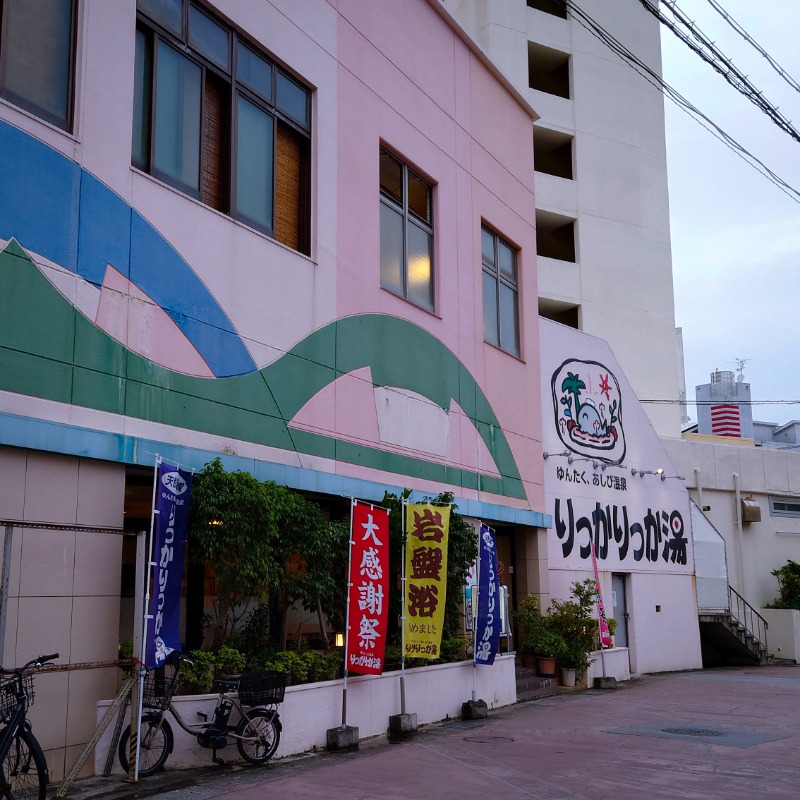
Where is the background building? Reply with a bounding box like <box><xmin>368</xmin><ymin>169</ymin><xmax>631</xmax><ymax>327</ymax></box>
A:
<box><xmin>453</xmin><ymin>0</ymin><xmax>683</xmax><ymax>438</ymax></box>
<box><xmin>695</xmin><ymin>369</ymin><xmax>754</xmax><ymax>439</ymax></box>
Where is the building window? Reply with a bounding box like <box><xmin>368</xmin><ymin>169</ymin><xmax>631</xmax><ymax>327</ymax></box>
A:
<box><xmin>133</xmin><ymin>0</ymin><xmax>311</xmax><ymax>254</ymax></box>
<box><xmin>482</xmin><ymin>226</ymin><xmax>520</xmax><ymax>357</ymax></box>
<box><xmin>527</xmin><ymin>0</ymin><xmax>568</xmax><ymax>19</ymax></box>
<box><xmin>379</xmin><ymin>148</ymin><xmax>434</xmax><ymax>311</ymax></box>
<box><xmin>0</xmin><ymin>0</ymin><xmax>75</xmax><ymax>130</ymax></box>
<box><xmin>528</xmin><ymin>42</ymin><xmax>570</xmax><ymax>99</ymax></box>
<box><xmin>534</xmin><ymin>127</ymin><xmax>573</xmax><ymax>180</ymax></box>
<box><xmin>769</xmin><ymin>497</ymin><xmax>800</xmax><ymax>518</ymax></box>
<box><xmin>536</xmin><ymin>209</ymin><xmax>576</xmax><ymax>262</ymax></box>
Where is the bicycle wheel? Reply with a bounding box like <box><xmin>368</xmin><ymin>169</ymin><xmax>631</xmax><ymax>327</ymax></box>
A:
<box><xmin>0</xmin><ymin>726</ymin><xmax>48</xmax><ymax>800</ymax></box>
<box><xmin>235</xmin><ymin>709</ymin><xmax>280</xmax><ymax>764</ymax></box>
<box><xmin>118</xmin><ymin>714</ymin><xmax>172</xmax><ymax>777</ymax></box>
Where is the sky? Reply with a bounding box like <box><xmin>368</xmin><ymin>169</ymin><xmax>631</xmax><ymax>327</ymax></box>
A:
<box><xmin>659</xmin><ymin>0</ymin><xmax>800</xmax><ymax>424</ymax></box>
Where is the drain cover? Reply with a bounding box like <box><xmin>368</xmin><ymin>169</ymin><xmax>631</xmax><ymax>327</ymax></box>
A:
<box><xmin>661</xmin><ymin>727</ymin><xmax>724</xmax><ymax>737</ymax></box>
<box><xmin>463</xmin><ymin>736</ymin><xmax>515</xmax><ymax>744</ymax></box>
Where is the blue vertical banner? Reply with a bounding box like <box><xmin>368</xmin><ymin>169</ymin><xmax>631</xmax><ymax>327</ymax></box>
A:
<box><xmin>145</xmin><ymin>461</ymin><xmax>193</xmax><ymax>669</ymax></box>
<box><xmin>474</xmin><ymin>525</ymin><xmax>500</xmax><ymax>665</ymax></box>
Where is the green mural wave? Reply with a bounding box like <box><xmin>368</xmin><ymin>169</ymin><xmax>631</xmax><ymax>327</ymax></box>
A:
<box><xmin>0</xmin><ymin>241</ymin><xmax>525</xmax><ymax>499</ymax></box>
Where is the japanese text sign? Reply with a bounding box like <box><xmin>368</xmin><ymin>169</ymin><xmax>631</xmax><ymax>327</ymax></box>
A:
<box><xmin>404</xmin><ymin>503</ymin><xmax>450</xmax><ymax>659</ymax></box>
<box><xmin>145</xmin><ymin>461</ymin><xmax>192</xmax><ymax>669</ymax></box>
<box><xmin>346</xmin><ymin>502</ymin><xmax>390</xmax><ymax>675</ymax></box>
<box><xmin>475</xmin><ymin>526</ymin><xmax>500</xmax><ymax>665</ymax></box>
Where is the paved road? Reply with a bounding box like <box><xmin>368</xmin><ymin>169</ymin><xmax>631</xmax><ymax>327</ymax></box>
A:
<box><xmin>70</xmin><ymin>665</ymin><xmax>800</xmax><ymax>800</ymax></box>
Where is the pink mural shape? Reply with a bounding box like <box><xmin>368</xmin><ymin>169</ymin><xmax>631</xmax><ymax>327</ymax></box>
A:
<box><xmin>288</xmin><ymin>367</ymin><xmax>501</xmax><ymax>477</ymax></box>
<box><xmin>95</xmin><ymin>265</ymin><xmax>214</xmax><ymax>378</ymax></box>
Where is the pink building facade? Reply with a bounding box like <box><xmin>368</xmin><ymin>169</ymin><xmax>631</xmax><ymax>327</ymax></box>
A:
<box><xmin>0</xmin><ymin>0</ymin><xmax>546</xmax><ymax>776</ymax></box>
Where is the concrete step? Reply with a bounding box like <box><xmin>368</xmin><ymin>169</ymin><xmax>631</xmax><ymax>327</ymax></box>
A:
<box><xmin>516</xmin><ymin>685</ymin><xmax>566</xmax><ymax>703</ymax></box>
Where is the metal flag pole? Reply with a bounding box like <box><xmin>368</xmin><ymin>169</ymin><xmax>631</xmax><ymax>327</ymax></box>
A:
<box><xmin>133</xmin><ymin>454</ymin><xmax>161</xmax><ymax>782</ymax></box>
<box><xmin>400</xmin><ymin>497</ymin><xmax>408</xmax><ymax>716</ymax></box>
<box><xmin>471</xmin><ymin>521</ymin><xmax>482</xmax><ymax>702</ymax></box>
<box><xmin>341</xmin><ymin>497</ymin><xmax>356</xmax><ymax>728</ymax></box>
<box><xmin>587</xmin><ymin>529</ymin><xmax>608</xmax><ymax>680</ymax></box>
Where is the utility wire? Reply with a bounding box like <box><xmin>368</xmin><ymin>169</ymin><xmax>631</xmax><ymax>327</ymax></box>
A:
<box><xmin>702</xmin><ymin>0</ymin><xmax>800</xmax><ymax>95</ymax></box>
<box><xmin>638</xmin><ymin>0</ymin><xmax>800</xmax><ymax>144</ymax></box>
<box><xmin>642</xmin><ymin>399</ymin><xmax>800</xmax><ymax>405</ymax></box>
<box><xmin>559</xmin><ymin>0</ymin><xmax>800</xmax><ymax>203</ymax></box>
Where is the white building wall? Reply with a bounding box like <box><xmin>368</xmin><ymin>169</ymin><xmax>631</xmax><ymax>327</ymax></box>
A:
<box><xmin>452</xmin><ymin>0</ymin><xmax>682</xmax><ymax>438</ymax></box>
<box><xmin>664</xmin><ymin>436</ymin><xmax>800</xmax><ymax>609</ymax></box>
<box><xmin>539</xmin><ymin>319</ymin><xmax>702</xmax><ymax>676</ymax></box>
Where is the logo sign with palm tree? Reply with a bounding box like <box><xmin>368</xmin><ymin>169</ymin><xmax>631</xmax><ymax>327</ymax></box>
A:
<box><xmin>551</xmin><ymin>359</ymin><xmax>626</xmax><ymax>464</ymax></box>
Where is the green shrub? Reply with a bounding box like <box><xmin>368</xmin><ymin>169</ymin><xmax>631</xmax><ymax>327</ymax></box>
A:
<box><xmin>179</xmin><ymin>650</ymin><xmax>216</xmax><ymax>694</ymax></box>
<box><xmin>767</xmin><ymin>560</ymin><xmax>800</xmax><ymax>610</ymax></box>
<box><xmin>214</xmin><ymin>645</ymin><xmax>246</xmax><ymax>679</ymax></box>
<box><xmin>440</xmin><ymin>635</ymin><xmax>470</xmax><ymax>662</ymax></box>
<box><xmin>526</xmin><ymin>629</ymin><xmax>566</xmax><ymax>659</ymax></box>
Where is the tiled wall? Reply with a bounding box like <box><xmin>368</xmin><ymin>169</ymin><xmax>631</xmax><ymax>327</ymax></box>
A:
<box><xmin>0</xmin><ymin>447</ymin><xmax>125</xmax><ymax>779</ymax></box>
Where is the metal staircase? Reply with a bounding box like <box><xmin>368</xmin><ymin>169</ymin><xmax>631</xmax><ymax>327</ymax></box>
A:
<box><xmin>698</xmin><ymin>586</ymin><xmax>770</xmax><ymax>667</ymax></box>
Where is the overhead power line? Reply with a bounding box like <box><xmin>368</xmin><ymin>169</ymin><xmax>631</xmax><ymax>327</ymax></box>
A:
<box><xmin>638</xmin><ymin>0</ymin><xmax>800</xmax><ymax>145</ymax></box>
<box><xmin>642</xmin><ymin>399</ymin><xmax>800</xmax><ymax>406</ymax></box>
<box><xmin>702</xmin><ymin>0</ymin><xmax>800</xmax><ymax>95</ymax></box>
<box><xmin>558</xmin><ymin>0</ymin><xmax>800</xmax><ymax>203</ymax></box>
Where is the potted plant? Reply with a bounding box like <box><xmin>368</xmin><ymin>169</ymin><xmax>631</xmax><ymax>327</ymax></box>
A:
<box><xmin>527</xmin><ymin>629</ymin><xmax>566</xmax><ymax>677</ymax></box>
<box><xmin>546</xmin><ymin>580</ymin><xmax>599</xmax><ymax>686</ymax></box>
<box><xmin>560</xmin><ymin>640</ymin><xmax>594</xmax><ymax>686</ymax></box>
<box><xmin>514</xmin><ymin>594</ymin><xmax>542</xmax><ymax>668</ymax></box>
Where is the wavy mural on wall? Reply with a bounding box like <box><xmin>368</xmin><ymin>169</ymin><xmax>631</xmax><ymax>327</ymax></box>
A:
<box><xmin>0</xmin><ymin>121</ymin><xmax>526</xmax><ymax>500</ymax></box>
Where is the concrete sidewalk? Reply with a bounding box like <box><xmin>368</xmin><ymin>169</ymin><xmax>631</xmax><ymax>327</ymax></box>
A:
<box><xmin>60</xmin><ymin>664</ymin><xmax>800</xmax><ymax>800</ymax></box>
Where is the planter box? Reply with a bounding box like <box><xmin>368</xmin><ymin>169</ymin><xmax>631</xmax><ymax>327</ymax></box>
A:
<box><xmin>760</xmin><ymin>608</ymin><xmax>800</xmax><ymax>662</ymax></box>
<box><xmin>585</xmin><ymin>647</ymin><xmax>630</xmax><ymax>685</ymax></box>
<box><xmin>94</xmin><ymin>654</ymin><xmax>516</xmax><ymax>775</ymax></box>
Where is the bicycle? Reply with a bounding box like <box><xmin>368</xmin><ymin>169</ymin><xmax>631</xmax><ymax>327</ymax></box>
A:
<box><xmin>118</xmin><ymin>656</ymin><xmax>288</xmax><ymax>777</ymax></box>
<box><xmin>0</xmin><ymin>652</ymin><xmax>59</xmax><ymax>800</ymax></box>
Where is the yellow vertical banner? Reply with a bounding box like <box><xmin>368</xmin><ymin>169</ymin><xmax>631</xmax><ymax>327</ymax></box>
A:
<box><xmin>404</xmin><ymin>503</ymin><xmax>450</xmax><ymax>659</ymax></box>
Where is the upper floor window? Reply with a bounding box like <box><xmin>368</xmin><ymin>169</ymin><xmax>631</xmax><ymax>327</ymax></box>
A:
<box><xmin>379</xmin><ymin>148</ymin><xmax>434</xmax><ymax>312</ymax></box>
<box><xmin>133</xmin><ymin>0</ymin><xmax>311</xmax><ymax>254</ymax></box>
<box><xmin>482</xmin><ymin>226</ymin><xmax>520</xmax><ymax>357</ymax></box>
<box><xmin>0</xmin><ymin>0</ymin><xmax>75</xmax><ymax>130</ymax></box>
<box><xmin>527</xmin><ymin>0</ymin><xmax>568</xmax><ymax>19</ymax></box>
<box><xmin>528</xmin><ymin>42</ymin><xmax>570</xmax><ymax>99</ymax></box>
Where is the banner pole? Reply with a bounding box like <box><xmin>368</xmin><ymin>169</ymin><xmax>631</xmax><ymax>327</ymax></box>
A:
<box><xmin>341</xmin><ymin>498</ymin><xmax>356</xmax><ymax>728</ymax></box>
<box><xmin>471</xmin><ymin>521</ymin><xmax>482</xmax><ymax>702</ymax></box>
<box><xmin>588</xmin><ymin>530</ymin><xmax>609</xmax><ymax>680</ymax></box>
<box><xmin>597</xmin><ymin>585</ymin><xmax>608</xmax><ymax>680</ymax></box>
<box><xmin>133</xmin><ymin>454</ymin><xmax>161</xmax><ymax>782</ymax></box>
<box><xmin>400</xmin><ymin>498</ymin><xmax>407</xmax><ymax>716</ymax></box>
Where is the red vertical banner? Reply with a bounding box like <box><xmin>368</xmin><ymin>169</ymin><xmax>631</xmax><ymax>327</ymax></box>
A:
<box><xmin>346</xmin><ymin>502</ymin><xmax>390</xmax><ymax>675</ymax></box>
<box><xmin>589</xmin><ymin>536</ymin><xmax>613</xmax><ymax>648</ymax></box>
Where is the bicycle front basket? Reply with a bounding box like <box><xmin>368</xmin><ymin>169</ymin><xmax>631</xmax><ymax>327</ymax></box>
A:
<box><xmin>237</xmin><ymin>671</ymin><xmax>289</xmax><ymax>706</ymax></box>
<box><xmin>0</xmin><ymin>674</ymin><xmax>33</xmax><ymax>723</ymax></box>
<box><xmin>142</xmin><ymin>662</ymin><xmax>181</xmax><ymax>711</ymax></box>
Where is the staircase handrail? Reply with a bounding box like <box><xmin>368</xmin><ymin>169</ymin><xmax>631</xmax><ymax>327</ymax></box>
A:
<box><xmin>729</xmin><ymin>585</ymin><xmax>768</xmax><ymax>650</ymax></box>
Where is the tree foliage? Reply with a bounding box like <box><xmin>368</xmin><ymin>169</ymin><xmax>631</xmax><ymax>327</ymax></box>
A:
<box><xmin>768</xmin><ymin>560</ymin><xmax>800</xmax><ymax>610</ymax></box>
<box><xmin>188</xmin><ymin>459</ymin><xmax>281</xmax><ymax>647</ymax></box>
<box><xmin>188</xmin><ymin>458</ymin><xmax>349</xmax><ymax>650</ymax></box>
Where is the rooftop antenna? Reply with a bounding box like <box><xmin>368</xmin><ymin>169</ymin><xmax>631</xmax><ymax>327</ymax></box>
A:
<box><xmin>735</xmin><ymin>357</ymin><xmax>749</xmax><ymax>383</ymax></box>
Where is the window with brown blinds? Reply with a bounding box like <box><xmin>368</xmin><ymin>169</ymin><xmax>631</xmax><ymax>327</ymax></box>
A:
<box><xmin>202</xmin><ymin>74</ymin><xmax>228</xmax><ymax>213</ymax></box>
<box><xmin>275</xmin><ymin>122</ymin><xmax>309</xmax><ymax>253</ymax></box>
<box><xmin>133</xmin><ymin>0</ymin><xmax>311</xmax><ymax>255</ymax></box>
